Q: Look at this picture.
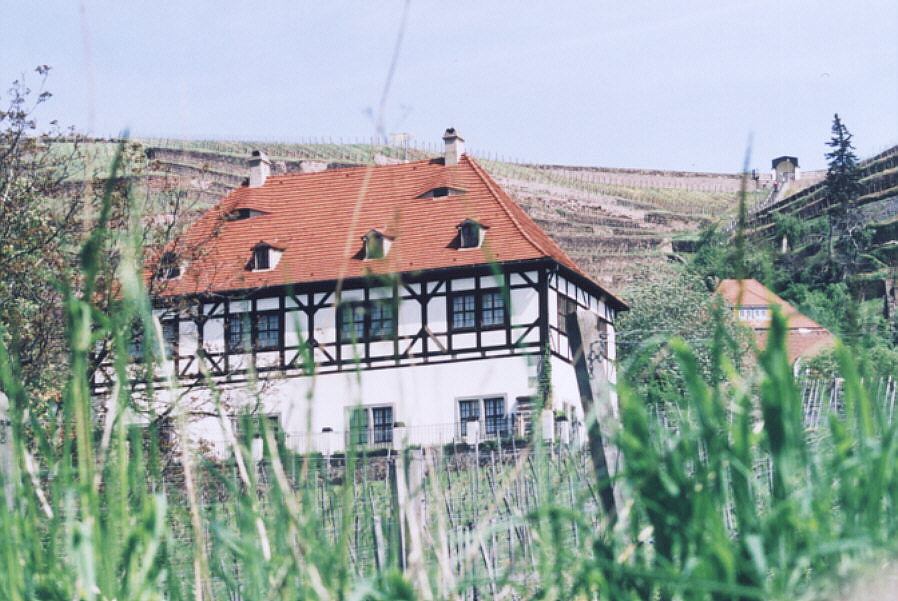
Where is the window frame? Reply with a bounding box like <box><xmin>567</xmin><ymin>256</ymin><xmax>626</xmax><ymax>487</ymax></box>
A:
<box><xmin>157</xmin><ymin>252</ymin><xmax>181</xmax><ymax>280</ymax></box>
<box><xmin>347</xmin><ymin>405</ymin><xmax>394</xmax><ymax>446</ymax></box>
<box><xmin>557</xmin><ymin>294</ymin><xmax>578</xmax><ymax>335</ymax></box>
<box><xmin>225</xmin><ymin>310</ymin><xmax>282</xmax><ymax>354</ymax></box>
<box><xmin>253</xmin><ymin>311</ymin><xmax>281</xmax><ymax>351</ymax></box>
<box><xmin>458</xmin><ymin>220</ymin><xmax>482</xmax><ymax>249</ymax></box>
<box><xmin>230</xmin><ymin>413</ymin><xmax>282</xmax><ymax>444</ymax></box>
<box><xmin>448</xmin><ymin>288</ymin><xmax>508</xmax><ymax>333</ymax></box>
<box><xmin>252</xmin><ymin>246</ymin><xmax>270</xmax><ymax>270</ymax></box>
<box><xmin>339</xmin><ymin>299</ymin><xmax>396</xmax><ymax>343</ymax></box>
<box><xmin>456</xmin><ymin>396</ymin><xmax>509</xmax><ymax>438</ymax></box>
<box><xmin>161</xmin><ymin>318</ymin><xmax>179</xmax><ymax>359</ymax></box>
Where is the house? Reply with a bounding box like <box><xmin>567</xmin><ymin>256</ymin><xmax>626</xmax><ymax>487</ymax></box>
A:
<box><xmin>771</xmin><ymin>156</ymin><xmax>800</xmax><ymax>183</ymax></box>
<box><xmin>93</xmin><ymin>129</ymin><xmax>627</xmax><ymax>454</ymax></box>
<box><xmin>716</xmin><ymin>278</ymin><xmax>835</xmax><ymax>364</ymax></box>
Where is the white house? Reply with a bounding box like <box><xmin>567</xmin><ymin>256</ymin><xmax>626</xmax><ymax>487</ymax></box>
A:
<box><xmin>93</xmin><ymin>129</ymin><xmax>627</xmax><ymax>454</ymax></box>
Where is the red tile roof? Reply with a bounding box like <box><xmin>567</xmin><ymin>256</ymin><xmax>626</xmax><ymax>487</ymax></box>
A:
<box><xmin>715</xmin><ymin>279</ymin><xmax>835</xmax><ymax>361</ymax></box>
<box><xmin>152</xmin><ymin>155</ymin><xmax>626</xmax><ymax>308</ymax></box>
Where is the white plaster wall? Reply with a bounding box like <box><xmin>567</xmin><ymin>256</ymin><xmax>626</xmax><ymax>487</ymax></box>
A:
<box><xmin>182</xmin><ymin>354</ymin><xmax>541</xmax><ymax>455</ymax></box>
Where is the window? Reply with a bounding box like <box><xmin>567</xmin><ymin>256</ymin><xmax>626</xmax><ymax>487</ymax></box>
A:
<box><xmin>127</xmin><ymin>331</ymin><xmax>144</xmax><ymax>361</ymax></box>
<box><xmin>457</xmin><ymin>220</ymin><xmax>483</xmax><ymax>249</ymax></box>
<box><xmin>225</xmin><ymin>208</ymin><xmax>264</xmax><ymax>221</ymax></box>
<box><xmin>362</xmin><ymin>230</ymin><xmax>392</xmax><ymax>260</ymax></box>
<box><xmin>349</xmin><ymin>407</ymin><xmax>369</xmax><ymax>445</ymax></box>
<box><xmin>738</xmin><ymin>306</ymin><xmax>769</xmax><ymax>321</ymax></box>
<box><xmin>457</xmin><ymin>396</ymin><xmax>508</xmax><ymax>438</ymax></box>
<box><xmin>372</xmin><ymin>407</ymin><xmax>393</xmax><ymax>444</ymax></box>
<box><xmin>254</xmin><ymin>312</ymin><xmax>280</xmax><ymax>350</ymax></box>
<box><xmin>451</xmin><ymin>294</ymin><xmax>476</xmax><ymax>329</ymax></box>
<box><xmin>251</xmin><ymin>245</ymin><xmax>270</xmax><ymax>270</ymax></box>
<box><xmin>458</xmin><ymin>399</ymin><xmax>480</xmax><ymax>436</ymax></box>
<box><xmin>226</xmin><ymin>314</ymin><xmax>249</xmax><ymax>353</ymax></box>
<box><xmin>157</xmin><ymin>252</ymin><xmax>180</xmax><ymax>280</ymax></box>
<box><xmin>484</xmin><ymin>397</ymin><xmax>506</xmax><ymax>436</ymax></box>
<box><xmin>450</xmin><ymin>289</ymin><xmax>507</xmax><ymax>331</ymax></box>
<box><xmin>161</xmin><ymin>319</ymin><xmax>178</xmax><ymax>358</ymax></box>
<box><xmin>348</xmin><ymin>406</ymin><xmax>393</xmax><ymax>446</ymax></box>
<box><xmin>226</xmin><ymin>311</ymin><xmax>281</xmax><ymax>353</ymax></box>
<box><xmin>231</xmin><ymin>414</ymin><xmax>281</xmax><ymax>442</ymax></box>
<box><xmin>557</xmin><ymin>295</ymin><xmax>578</xmax><ymax>335</ymax></box>
<box><xmin>595</xmin><ymin>319</ymin><xmax>610</xmax><ymax>360</ymax></box>
<box><xmin>481</xmin><ymin>291</ymin><xmax>505</xmax><ymax>327</ymax></box>
<box><xmin>340</xmin><ymin>300</ymin><xmax>395</xmax><ymax>342</ymax></box>
<box><xmin>417</xmin><ymin>186</ymin><xmax>465</xmax><ymax>199</ymax></box>
<box><xmin>369</xmin><ymin>302</ymin><xmax>394</xmax><ymax>339</ymax></box>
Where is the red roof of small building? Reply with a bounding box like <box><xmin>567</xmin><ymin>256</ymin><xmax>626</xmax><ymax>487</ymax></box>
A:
<box><xmin>715</xmin><ymin>278</ymin><xmax>835</xmax><ymax>362</ymax></box>
<box><xmin>152</xmin><ymin>154</ymin><xmax>626</xmax><ymax>308</ymax></box>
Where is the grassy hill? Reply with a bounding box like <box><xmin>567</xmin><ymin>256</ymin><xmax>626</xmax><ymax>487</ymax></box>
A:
<box><xmin>55</xmin><ymin>137</ymin><xmax>764</xmax><ymax>289</ymax></box>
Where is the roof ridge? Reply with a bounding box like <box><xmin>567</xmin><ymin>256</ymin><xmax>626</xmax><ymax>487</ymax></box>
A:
<box><xmin>265</xmin><ymin>157</ymin><xmax>436</xmax><ymax>181</ymax></box>
<box><xmin>465</xmin><ymin>155</ymin><xmax>627</xmax><ymax>308</ymax></box>
<box><xmin>465</xmin><ymin>155</ymin><xmax>556</xmax><ymax>258</ymax></box>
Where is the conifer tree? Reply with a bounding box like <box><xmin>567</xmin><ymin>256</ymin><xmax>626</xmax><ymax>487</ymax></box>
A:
<box><xmin>825</xmin><ymin>113</ymin><xmax>861</xmax><ymax>219</ymax></box>
<box><xmin>823</xmin><ymin>114</ymin><xmax>865</xmax><ymax>281</ymax></box>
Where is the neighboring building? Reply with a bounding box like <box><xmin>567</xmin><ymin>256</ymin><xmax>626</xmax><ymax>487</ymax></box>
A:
<box><xmin>716</xmin><ymin>278</ymin><xmax>835</xmax><ymax>364</ymax></box>
<box><xmin>94</xmin><ymin>129</ymin><xmax>626</xmax><ymax>453</ymax></box>
<box><xmin>771</xmin><ymin>156</ymin><xmax>800</xmax><ymax>182</ymax></box>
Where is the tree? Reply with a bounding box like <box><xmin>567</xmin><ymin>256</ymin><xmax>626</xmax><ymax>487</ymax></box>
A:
<box><xmin>0</xmin><ymin>67</ymin><xmax>199</xmax><ymax>415</ymax></box>
<box><xmin>617</xmin><ymin>267</ymin><xmax>752</xmax><ymax>406</ymax></box>
<box><xmin>823</xmin><ymin>113</ymin><xmax>867</xmax><ymax>281</ymax></box>
<box><xmin>0</xmin><ymin>67</ymin><xmax>87</xmax><ymax>403</ymax></box>
<box><xmin>825</xmin><ymin>113</ymin><xmax>861</xmax><ymax>217</ymax></box>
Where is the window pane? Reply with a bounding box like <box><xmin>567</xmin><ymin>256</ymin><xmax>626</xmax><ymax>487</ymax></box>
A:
<box><xmin>349</xmin><ymin>408</ymin><xmax>369</xmax><ymax>445</ymax></box>
<box><xmin>227</xmin><ymin>315</ymin><xmax>248</xmax><ymax>353</ymax></box>
<box><xmin>162</xmin><ymin>320</ymin><xmax>178</xmax><ymax>357</ymax></box>
<box><xmin>341</xmin><ymin>304</ymin><xmax>366</xmax><ymax>342</ymax></box>
<box><xmin>459</xmin><ymin>399</ymin><xmax>480</xmax><ymax>436</ymax></box>
<box><xmin>460</xmin><ymin>222</ymin><xmax>479</xmax><ymax>247</ymax></box>
<box><xmin>370</xmin><ymin>302</ymin><xmax>394</xmax><ymax>339</ymax></box>
<box><xmin>372</xmin><ymin>407</ymin><xmax>393</xmax><ymax>443</ymax></box>
<box><xmin>255</xmin><ymin>313</ymin><xmax>280</xmax><ymax>350</ymax></box>
<box><xmin>452</xmin><ymin>294</ymin><xmax>476</xmax><ymax>329</ymax></box>
<box><xmin>128</xmin><ymin>333</ymin><xmax>143</xmax><ymax>361</ymax></box>
<box><xmin>558</xmin><ymin>296</ymin><xmax>576</xmax><ymax>335</ymax></box>
<box><xmin>484</xmin><ymin>397</ymin><xmax>506</xmax><ymax>436</ymax></box>
<box><xmin>253</xmin><ymin>247</ymin><xmax>270</xmax><ymax>270</ymax></box>
<box><xmin>481</xmin><ymin>292</ymin><xmax>505</xmax><ymax>327</ymax></box>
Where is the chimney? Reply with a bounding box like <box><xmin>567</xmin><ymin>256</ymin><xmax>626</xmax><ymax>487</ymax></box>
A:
<box><xmin>248</xmin><ymin>150</ymin><xmax>271</xmax><ymax>188</ymax></box>
<box><xmin>442</xmin><ymin>127</ymin><xmax>465</xmax><ymax>166</ymax></box>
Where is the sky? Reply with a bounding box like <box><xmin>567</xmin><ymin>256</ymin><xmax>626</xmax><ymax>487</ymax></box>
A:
<box><xmin>1</xmin><ymin>1</ymin><xmax>896</xmax><ymax>173</ymax></box>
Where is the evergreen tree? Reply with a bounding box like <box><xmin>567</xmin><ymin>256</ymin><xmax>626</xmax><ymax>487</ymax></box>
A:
<box><xmin>823</xmin><ymin>114</ymin><xmax>865</xmax><ymax>281</ymax></box>
<box><xmin>825</xmin><ymin>113</ymin><xmax>861</xmax><ymax>218</ymax></box>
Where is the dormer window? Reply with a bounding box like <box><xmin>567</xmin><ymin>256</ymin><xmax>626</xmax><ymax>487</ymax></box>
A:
<box><xmin>157</xmin><ymin>252</ymin><xmax>181</xmax><ymax>280</ymax></box>
<box><xmin>418</xmin><ymin>186</ymin><xmax>465</xmax><ymax>199</ymax></box>
<box><xmin>225</xmin><ymin>208</ymin><xmax>264</xmax><ymax>221</ymax></box>
<box><xmin>247</xmin><ymin>242</ymin><xmax>283</xmax><ymax>271</ymax></box>
<box><xmin>362</xmin><ymin>229</ymin><xmax>393</xmax><ymax>260</ymax></box>
<box><xmin>252</xmin><ymin>246</ymin><xmax>270</xmax><ymax>270</ymax></box>
<box><xmin>457</xmin><ymin>219</ymin><xmax>486</xmax><ymax>249</ymax></box>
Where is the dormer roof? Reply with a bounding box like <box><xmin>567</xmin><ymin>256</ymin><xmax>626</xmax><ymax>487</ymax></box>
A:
<box><xmin>153</xmin><ymin>154</ymin><xmax>626</xmax><ymax>309</ymax></box>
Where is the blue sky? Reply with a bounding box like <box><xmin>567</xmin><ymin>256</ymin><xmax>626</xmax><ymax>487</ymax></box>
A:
<box><xmin>2</xmin><ymin>1</ymin><xmax>896</xmax><ymax>172</ymax></box>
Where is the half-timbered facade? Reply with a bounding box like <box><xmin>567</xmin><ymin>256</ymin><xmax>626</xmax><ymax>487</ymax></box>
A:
<box><xmin>94</xmin><ymin>130</ymin><xmax>626</xmax><ymax>453</ymax></box>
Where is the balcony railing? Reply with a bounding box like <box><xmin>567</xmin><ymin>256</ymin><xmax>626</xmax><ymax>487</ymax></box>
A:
<box><xmin>281</xmin><ymin>417</ymin><xmax>530</xmax><ymax>455</ymax></box>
